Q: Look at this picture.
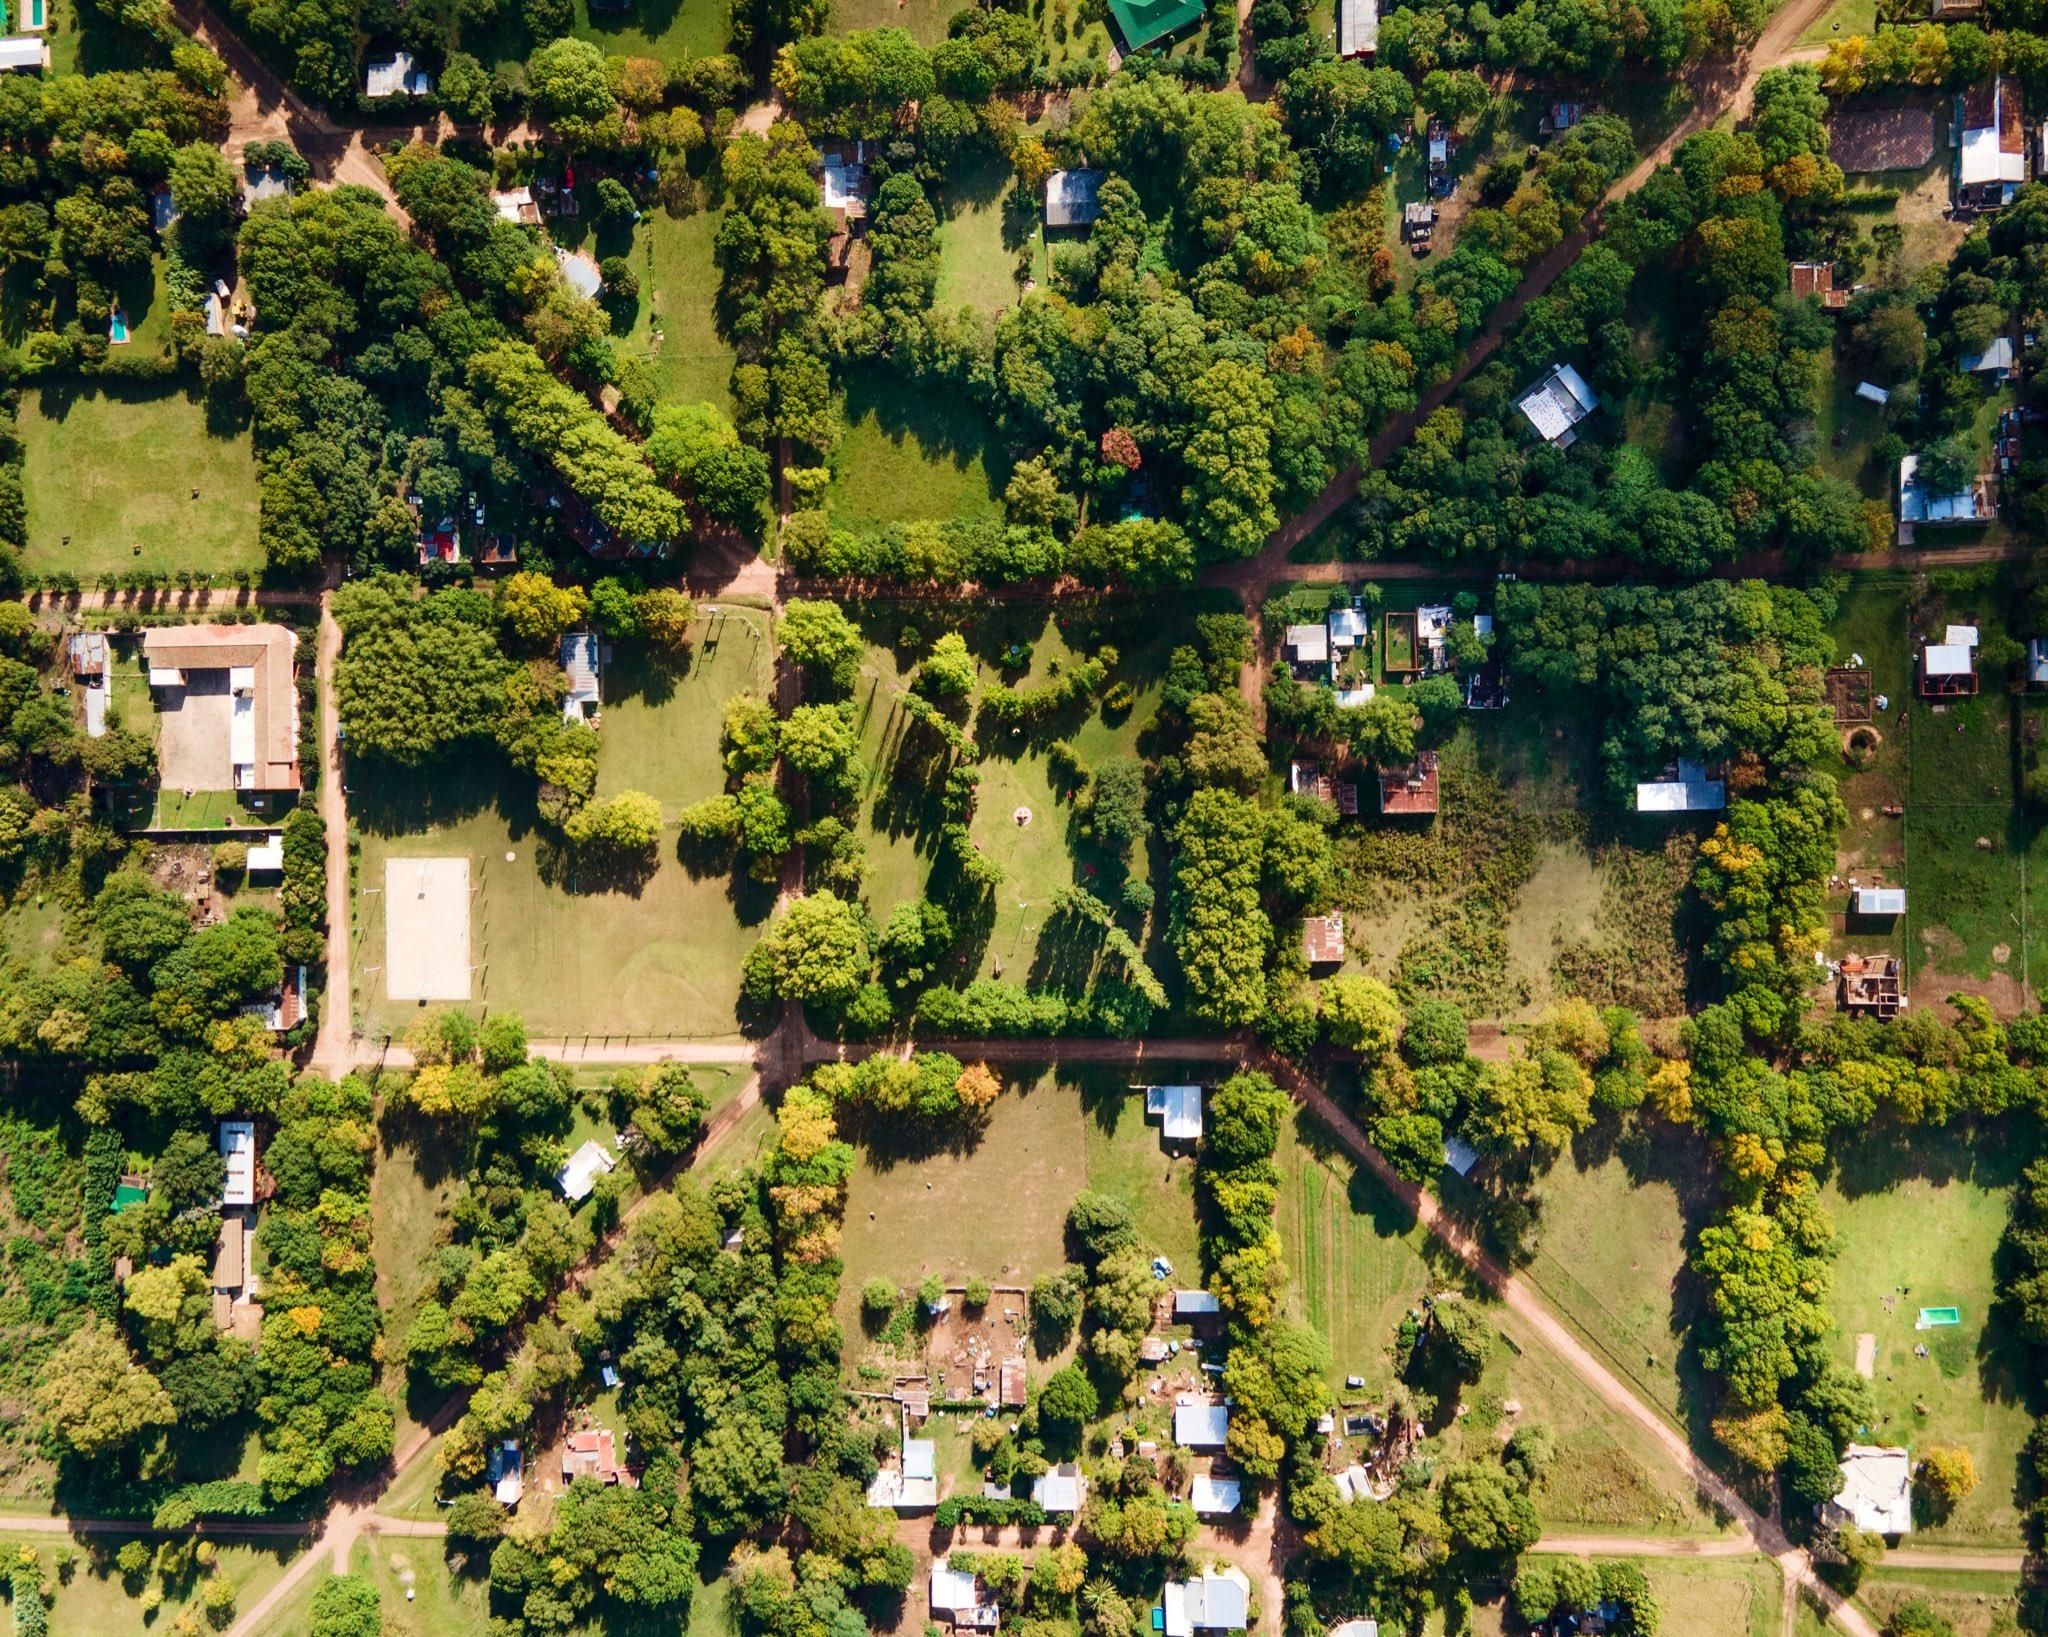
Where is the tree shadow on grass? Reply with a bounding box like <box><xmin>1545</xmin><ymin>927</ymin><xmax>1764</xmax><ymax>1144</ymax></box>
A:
<box><xmin>603</xmin><ymin>641</ymin><xmax>687</xmax><ymax>709</ymax></box>
<box><xmin>839</xmin><ymin>361</ymin><xmax>1012</xmax><ymax>496</ymax></box>
<box><xmin>1828</xmin><ymin>1117</ymin><xmax>2026</xmax><ymax>1200</ymax></box>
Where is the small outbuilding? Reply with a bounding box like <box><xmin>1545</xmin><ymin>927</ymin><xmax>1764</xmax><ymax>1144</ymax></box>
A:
<box><xmin>1283</xmin><ymin>622</ymin><xmax>1330</xmax><ymax>674</ymax></box>
<box><xmin>1044</xmin><ymin>169</ymin><xmax>1105</xmax><ymax>229</ymax></box>
<box><xmin>1377</xmin><ymin>751</ymin><xmax>1440</xmax><ymax>817</ymax></box>
<box><xmin>1961</xmin><ymin>336</ymin><xmax>2016</xmax><ymax>379</ymax></box>
<box><xmin>219</xmin><ymin>1119</ymin><xmax>256</xmax><ymax>1207</ymax></box>
<box><xmin>1635</xmin><ymin>759</ymin><xmax>1726</xmax><ymax>814</ymax></box>
<box><xmin>1033</xmin><ymin>1464</ymin><xmax>1085</xmax><ymax>1514</ymax></box>
<box><xmin>1145</xmin><ymin>1084</ymin><xmax>1203</xmax><ymax>1144</ymax></box>
<box><xmin>932</xmin><ymin>1558</ymin><xmax>999</xmax><ymax>1630</ymax></box>
<box><xmin>562</xmin><ymin>631</ymin><xmax>603</xmax><ymax>723</ymax></box>
<box><xmin>1851</xmin><ymin>886</ymin><xmax>1905</xmax><ymax>919</ymax></box>
<box><xmin>1302</xmin><ymin>913</ymin><xmax>1345</xmax><ymax>970</ymax></box>
<box><xmin>0</xmin><ymin>35</ymin><xmax>49</xmax><ymax>71</ymax></box>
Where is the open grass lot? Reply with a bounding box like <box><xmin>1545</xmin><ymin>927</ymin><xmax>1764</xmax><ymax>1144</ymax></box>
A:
<box><xmin>1463</xmin><ymin>1558</ymin><xmax>1779</xmax><ymax>1637</ymax></box>
<box><xmin>835</xmin><ymin>1070</ymin><xmax>1207</xmax><ymax>1364</ymax></box>
<box><xmin>1858</xmin><ymin>1567</ymin><xmax>2023</xmax><ymax>1637</ymax></box>
<box><xmin>825</xmin><ymin>0</ymin><xmax>953</xmax><ymax>40</ymax></box>
<box><xmin>936</xmin><ymin>155</ymin><xmax>1027</xmax><ymax>313</ymax></box>
<box><xmin>1823</xmin><ymin>1124</ymin><xmax>2033</xmax><ymax>1546</ymax></box>
<box><xmin>0</xmin><ymin>888</ymin><xmax>64</xmax><ymax>975</ymax></box>
<box><xmin>1508</xmin><ymin>1124</ymin><xmax>1715</xmax><ymax>1429</ymax></box>
<box><xmin>1797</xmin><ymin>0</ymin><xmax>1875</xmax><ymax>46</ymax></box>
<box><xmin>621</xmin><ymin>208</ymin><xmax>735</xmax><ymax>411</ymax></box>
<box><xmin>354</xmin><ymin>613</ymin><xmax>768</xmax><ymax>1039</ymax></box>
<box><xmin>1279</xmin><ymin>1104</ymin><xmax>1722</xmax><ymax>1535</ymax></box>
<box><xmin>827</xmin><ymin>365</ymin><xmax>1007</xmax><ymax>527</ymax></box>
<box><xmin>250</xmin><ymin>1542</ymin><xmax>486</xmax><ymax>1637</ymax></box>
<box><xmin>20</xmin><ymin>387</ymin><xmax>261</xmax><ymax>580</ymax></box>
<box><xmin>572</xmin><ymin>0</ymin><xmax>725</xmax><ymax>59</ymax></box>
<box><xmin>592</xmin><ymin>611</ymin><xmax>772</xmax><ymax>815</ymax></box>
<box><xmin>846</xmin><ymin>598</ymin><xmax>1227</xmax><ymax>984</ymax></box>
<box><xmin>352</xmin><ymin>749</ymin><xmax>768</xmax><ymax>1042</ymax></box>
<box><xmin>0</xmin><ymin>1531</ymin><xmax>302</xmax><ymax>1635</ymax></box>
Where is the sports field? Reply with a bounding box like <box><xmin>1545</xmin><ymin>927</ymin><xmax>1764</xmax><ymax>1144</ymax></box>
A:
<box><xmin>20</xmin><ymin>387</ymin><xmax>261</xmax><ymax>579</ymax></box>
<box><xmin>384</xmin><ymin>857</ymin><xmax>472</xmax><ymax>1002</ymax></box>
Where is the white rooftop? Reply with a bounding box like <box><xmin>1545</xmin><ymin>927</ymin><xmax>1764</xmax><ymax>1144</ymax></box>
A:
<box><xmin>1033</xmin><ymin>1465</ymin><xmax>1083</xmax><ymax>1513</ymax></box>
<box><xmin>930</xmin><ymin>1559</ymin><xmax>985</xmax><ymax>1614</ymax></box>
<box><xmin>219</xmin><ymin>1119</ymin><xmax>255</xmax><ymax>1207</ymax></box>
<box><xmin>1829</xmin><ymin>1444</ymin><xmax>1912</xmax><ymax>1535</ymax></box>
<box><xmin>1900</xmin><ymin>454</ymin><xmax>1984</xmax><ymax>524</ymax></box>
<box><xmin>1961</xmin><ymin>336</ymin><xmax>2015</xmax><ymax>374</ymax></box>
<box><xmin>904</xmin><ymin>1438</ymin><xmax>936</xmax><ymax>1481</ymax></box>
<box><xmin>1327</xmin><ymin>607</ymin><xmax>1369</xmax><ymax>646</ymax></box>
<box><xmin>0</xmin><ymin>35</ymin><xmax>48</xmax><ymax>70</ymax></box>
<box><xmin>1338</xmin><ymin>0</ymin><xmax>1377</xmax><ymax>55</ymax></box>
<box><xmin>1517</xmin><ymin>362</ymin><xmax>1598</xmax><ymax>444</ymax></box>
<box><xmin>1146</xmin><ymin>1083</ymin><xmax>1203</xmax><ymax>1142</ymax></box>
<box><xmin>1328</xmin><ymin>1624</ymin><xmax>1379</xmax><ymax>1637</ymax></box>
<box><xmin>1175</xmin><ymin>1402</ymin><xmax>1230</xmax><ymax>1448</ymax></box>
<box><xmin>1635</xmin><ymin>759</ymin><xmax>1727</xmax><ymax>813</ymax></box>
<box><xmin>364</xmin><ymin>50</ymin><xmax>432</xmax><ymax>96</ymax></box>
<box><xmin>246</xmin><ymin>836</ymin><xmax>284</xmax><ymax>874</ymax></box>
<box><xmin>557</xmin><ymin>1139</ymin><xmax>616</xmax><ymax>1203</ymax></box>
<box><xmin>1853</xmin><ymin>886</ymin><xmax>1906</xmax><ymax>916</ymax></box>
<box><xmin>1284</xmin><ymin>622</ymin><xmax>1330</xmax><ymax>663</ymax></box>
<box><xmin>1191</xmin><ymin>1475</ymin><xmax>1241</xmax><ymax>1514</ymax></box>
<box><xmin>1175</xmin><ymin>1289</ymin><xmax>1221</xmax><ymax>1316</ymax></box>
<box><xmin>1945</xmin><ymin>624</ymin><xmax>1981</xmax><ymax>648</ymax></box>
<box><xmin>1923</xmin><ymin>643</ymin><xmax>1975</xmax><ymax>677</ymax></box>
<box><xmin>1163</xmin><ymin>1570</ymin><xmax>1250</xmax><ymax>1637</ymax></box>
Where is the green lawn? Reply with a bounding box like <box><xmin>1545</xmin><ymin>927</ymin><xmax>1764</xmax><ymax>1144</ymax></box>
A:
<box><xmin>20</xmin><ymin>387</ymin><xmax>261</xmax><ymax>580</ymax></box>
<box><xmin>620</xmin><ymin>207</ymin><xmax>735</xmax><ymax>412</ymax></box>
<box><xmin>836</xmin><ymin>1070</ymin><xmax>1205</xmax><ymax>1367</ymax></box>
<box><xmin>936</xmin><ymin>156</ymin><xmax>1026</xmax><ymax>313</ymax></box>
<box><xmin>250</xmin><ymin>1540</ymin><xmax>487</xmax><ymax>1637</ymax></box>
<box><xmin>1510</xmin><ymin>1124</ymin><xmax>1715</xmax><ymax>1429</ymax></box>
<box><xmin>0</xmin><ymin>1532</ymin><xmax>302</xmax><ymax>1636</ymax></box>
<box><xmin>1278</xmin><ymin>1103</ymin><xmax>1723</xmax><ymax>1537</ymax></box>
<box><xmin>826</xmin><ymin>0</ymin><xmax>954</xmax><ymax>40</ymax></box>
<box><xmin>1796</xmin><ymin>0</ymin><xmax>1876</xmax><ymax>46</ymax></box>
<box><xmin>464</xmin><ymin>0</ymin><xmax>724</xmax><ymax>68</ymax></box>
<box><xmin>826</xmin><ymin>365</ymin><xmax>1006</xmax><ymax>527</ymax></box>
<box><xmin>1858</xmin><ymin>1566</ymin><xmax>2022</xmax><ymax>1637</ymax></box>
<box><xmin>1823</xmin><ymin>1124</ymin><xmax>2033</xmax><ymax>1546</ymax></box>
<box><xmin>592</xmin><ymin>612</ymin><xmax>772</xmax><ymax>816</ymax></box>
<box><xmin>351</xmin><ymin>746</ymin><xmax>768</xmax><ymax>1042</ymax></box>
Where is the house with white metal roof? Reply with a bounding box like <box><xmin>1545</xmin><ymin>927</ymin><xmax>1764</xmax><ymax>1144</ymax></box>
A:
<box><xmin>1174</xmin><ymin>1401</ymin><xmax>1230</xmax><ymax>1448</ymax></box>
<box><xmin>1191</xmin><ymin>1474</ymin><xmax>1241</xmax><ymax>1514</ymax></box>
<box><xmin>1161</xmin><ymin>1568</ymin><xmax>1250</xmax><ymax>1637</ymax></box>
<box><xmin>1825</xmin><ymin>1444</ymin><xmax>1912</xmax><ymax>1536</ymax></box>
<box><xmin>1516</xmin><ymin>363</ymin><xmax>1598</xmax><ymax>447</ymax></box>
<box><xmin>1145</xmin><ymin>1084</ymin><xmax>1203</xmax><ymax>1144</ymax></box>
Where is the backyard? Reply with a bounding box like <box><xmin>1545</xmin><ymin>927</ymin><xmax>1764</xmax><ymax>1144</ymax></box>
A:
<box><xmin>1823</xmin><ymin>1123</ymin><xmax>2033</xmax><ymax>1546</ymax></box>
<box><xmin>827</xmin><ymin>366</ymin><xmax>1007</xmax><ymax>527</ymax></box>
<box><xmin>620</xmin><ymin>206</ymin><xmax>734</xmax><ymax>411</ymax></box>
<box><xmin>351</xmin><ymin>616</ymin><xmax>772</xmax><ymax>1040</ymax></box>
<box><xmin>20</xmin><ymin>387</ymin><xmax>261</xmax><ymax>580</ymax></box>
<box><xmin>0</xmin><ymin>1531</ymin><xmax>302</xmax><ymax>1637</ymax></box>
<box><xmin>935</xmin><ymin>155</ymin><xmax>1027</xmax><ymax>313</ymax></box>
<box><xmin>834</xmin><ymin>1068</ymin><xmax>1209</xmax><ymax>1372</ymax></box>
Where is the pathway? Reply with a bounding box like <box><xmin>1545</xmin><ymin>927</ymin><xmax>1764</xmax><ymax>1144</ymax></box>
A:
<box><xmin>1216</xmin><ymin>0</ymin><xmax>1843</xmax><ymax>586</ymax></box>
<box><xmin>351</xmin><ymin>1036</ymin><xmax>762</xmax><ymax>1071</ymax></box>
<box><xmin>311</xmin><ymin>593</ymin><xmax>352</xmax><ymax>1079</ymax></box>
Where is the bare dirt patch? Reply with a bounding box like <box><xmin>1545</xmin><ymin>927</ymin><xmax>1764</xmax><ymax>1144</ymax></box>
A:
<box><xmin>384</xmin><ymin>856</ymin><xmax>472</xmax><ymax>1002</ymax></box>
<box><xmin>155</xmin><ymin>671</ymin><xmax>234</xmax><ymax>791</ymax></box>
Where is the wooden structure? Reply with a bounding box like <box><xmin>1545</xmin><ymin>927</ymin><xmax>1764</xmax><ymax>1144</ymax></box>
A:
<box><xmin>1839</xmin><ymin>953</ymin><xmax>1905</xmax><ymax>1019</ymax></box>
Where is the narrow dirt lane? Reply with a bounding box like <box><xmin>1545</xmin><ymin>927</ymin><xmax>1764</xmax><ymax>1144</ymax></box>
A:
<box><xmin>1217</xmin><ymin>0</ymin><xmax>1841</xmax><ymax>587</ymax></box>
<box><xmin>311</xmin><ymin>593</ymin><xmax>353</xmax><ymax>1078</ymax></box>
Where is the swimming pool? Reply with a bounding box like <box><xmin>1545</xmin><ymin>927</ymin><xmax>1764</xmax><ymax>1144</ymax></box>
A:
<box><xmin>107</xmin><ymin>309</ymin><xmax>128</xmax><ymax>343</ymax></box>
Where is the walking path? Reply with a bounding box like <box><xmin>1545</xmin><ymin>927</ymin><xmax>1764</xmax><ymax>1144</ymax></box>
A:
<box><xmin>311</xmin><ymin>594</ymin><xmax>353</xmax><ymax>1079</ymax></box>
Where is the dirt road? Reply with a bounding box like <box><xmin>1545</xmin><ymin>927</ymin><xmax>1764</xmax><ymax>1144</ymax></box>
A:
<box><xmin>311</xmin><ymin>595</ymin><xmax>353</xmax><ymax>1078</ymax></box>
<box><xmin>1222</xmin><ymin>0</ymin><xmax>1842</xmax><ymax>585</ymax></box>
<box><xmin>353</xmin><ymin>1037</ymin><xmax>763</xmax><ymax>1071</ymax></box>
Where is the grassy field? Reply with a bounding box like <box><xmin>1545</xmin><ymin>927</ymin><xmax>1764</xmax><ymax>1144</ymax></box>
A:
<box><xmin>1823</xmin><ymin>1124</ymin><xmax>2033</xmax><ymax>1545</ymax></box>
<box><xmin>1509</xmin><ymin>1124</ymin><xmax>1714</xmax><ymax>1429</ymax></box>
<box><xmin>592</xmin><ymin>611</ymin><xmax>772</xmax><ymax>815</ymax></box>
<box><xmin>827</xmin><ymin>366</ymin><xmax>1006</xmax><ymax>527</ymax></box>
<box><xmin>620</xmin><ymin>207</ymin><xmax>734</xmax><ymax>411</ymax></box>
<box><xmin>826</xmin><ymin>0</ymin><xmax>954</xmax><ymax>40</ymax></box>
<box><xmin>1858</xmin><ymin>1566</ymin><xmax>2023</xmax><ymax>1637</ymax></box>
<box><xmin>835</xmin><ymin>1071</ymin><xmax>1205</xmax><ymax>1361</ymax></box>
<box><xmin>1279</xmin><ymin>1102</ymin><xmax>1723</xmax><ymax>1536</ymax></box>
<box><xmin>1795</xmin><ymin>0</ymin><xmax>1875</xmax><ymax>47</ymax></box>
<box><xmin>936</xmin><ymin>156</ymin><xmax>1026</xmax><ymax>313</ymax></box>
<box><xmin>0</xmin><ymin>1532</ymin><xmax>302</xmax><ymax>1636</ymax></box>
<box><xmin>249</xmin><ymin>1540</ymin><xmax>486</xmax><ymax>1637</ymax></box>
<box><xmin>20</xmin><ymin>388</ymin><xmax>261</xmax><ymax>580</ymax></box>
<box><xmin>352</xmin><ymin>775</ymin><xmax>766</xmax><ymax>1044</ymax></box>
<box><xmin>845</xmin><ymin>599</ymin><xmax>1215</xmax><ymax>988</ymax></box>
<box><xmin>354</xmin><ymin>612</ymin><xmax>769</xmax><ymax>1038</ymax></box>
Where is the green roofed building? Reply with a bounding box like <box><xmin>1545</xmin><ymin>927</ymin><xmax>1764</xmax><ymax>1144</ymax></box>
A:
<box><xmin>1107</xmin><ymin>0</ymin><xmax>1203</xmax><ymax>50</ymax></box>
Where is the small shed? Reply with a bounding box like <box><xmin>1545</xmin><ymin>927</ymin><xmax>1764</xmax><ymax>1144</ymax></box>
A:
<box><xmin>364</xmin><ymin>50</ymin><xmax>433</xmax><ymax>96</ymax></box>
<box><xmin>1852</xmin><ymin>886</ymin><xmax>1906</xmax><ymax>918</ymax></box>
<box><xmin>1033</xmin><ymin>1464</ymin><xmax>1084</xmax><ymax>1514</ymax></box>
<box><xmin>1302</xmin><ymin>913</ymin><xmax>1345</xmax><ymax>969</ymax></box>
<box><xmin>0</xmin><ymin>34</ymin><xmax>48</xmax><ymax>70</ymax></box>
<box><xmin>1175</xmin><ymin>1288</ymin><xmax>1221</xmax><ymax>1320</ymax></box>
<box><xmin>1635</xmin><ymin>759</ymin><xmax>1727</xmax><ymax>814</ymax></box>
<box><xmin>219</xmin><ymin>1120</ymin><xmax>256</xmax><ymax>1207</ymax></box>
<box><xmin>1856</xmin><ymin>381</ymin><xmax>1892</xmax><ymax>405</ymax></box>
<box><xmin>1044</xmin><ymin>168</ymin><xmax>1105</xmax><ymax>229</ymax></box>
<box><xmin>1962</xmin><ymin>336</ymin><xmax>2016</xmax><ymax>378</ymax></box>
<box><xmin>1146</xmin><ymin>1084</ymin><xmax>1203</xmax><ymax>1144</ymax></box>
<box><xmin>562</xmin><ymin>631</ymin><xmax>602</xmax><ymax>722</ymax></box>
<box><xmin>487</xmin><ymin>1439</ymin><xmax>524</xmax><ymax>1505</ymax></box>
